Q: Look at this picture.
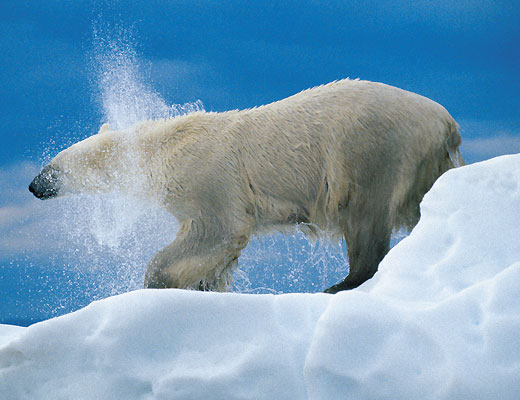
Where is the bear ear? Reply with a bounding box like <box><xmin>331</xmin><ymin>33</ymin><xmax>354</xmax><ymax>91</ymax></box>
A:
<box><xmin>98</xmin><ymin>123</ymin><xmax>111</xmax><ymax>134</ymax></box>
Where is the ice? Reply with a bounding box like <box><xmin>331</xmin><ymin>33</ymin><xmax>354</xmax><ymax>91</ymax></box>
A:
<box><xmin>0</xmin><ymin>291</ymin><xmax>330</xmax><ymax>399</ymax></box>
<box><xmin>1</xmin><ymin>154</ymin><xmax>520</xmax><ymax>399</ymax></box>
<box><xmin>0</xmin><ymin>325</ymin><xmax>24</xmax><ymax>347</ymax></box>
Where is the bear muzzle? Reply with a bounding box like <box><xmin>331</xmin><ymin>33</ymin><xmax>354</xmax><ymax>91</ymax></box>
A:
<box><xmin>29</xmin><ymin>165</ymin><xmax>62</xmax><ymax>200</ymax></box>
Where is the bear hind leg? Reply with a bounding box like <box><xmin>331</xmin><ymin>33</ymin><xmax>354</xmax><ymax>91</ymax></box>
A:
<box><xmin>325</xmin><ymin>210</ymin><xmax>391</xmax><ymax>294</ymax></box>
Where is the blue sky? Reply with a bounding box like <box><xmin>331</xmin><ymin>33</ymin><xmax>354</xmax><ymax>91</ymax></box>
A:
<box><xmin>1</xmin><ymin>1</ymin><xmax>519</xmax><ymax>324</ymax></box>
<box><xmin>2</xmin><ymin>0</ymin><xmax>519</xmax><ymax>165</ymax></box>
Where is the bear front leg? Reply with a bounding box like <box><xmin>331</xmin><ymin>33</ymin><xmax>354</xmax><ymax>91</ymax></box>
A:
<box><xmin>144</xmin><ymin>218</ymin><xmax>249</xmax><ymax>291</ymax></box>
<box><xmin>325</xmin><ymin>208</ymin><xmax>392</xmax><ymax>294</ymax></box>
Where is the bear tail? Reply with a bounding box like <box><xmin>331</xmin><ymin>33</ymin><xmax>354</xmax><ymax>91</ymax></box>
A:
<box><xmin>447</xmin><ymin>121</ymin><xmax>465</xmax><ymax>168</ymax></box>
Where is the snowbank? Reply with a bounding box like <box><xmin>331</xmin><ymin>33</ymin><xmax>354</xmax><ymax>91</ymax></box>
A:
<box><xmin>1</xmin><ymin>154</ymin><xmax>520</xmax><ymax>399</ymax></box>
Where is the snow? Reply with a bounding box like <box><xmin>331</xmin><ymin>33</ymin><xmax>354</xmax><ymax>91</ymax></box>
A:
<box><xmin>1</xmin><ymin>154</ymin><xmax>520</xmax><ymax>399</ymax></box>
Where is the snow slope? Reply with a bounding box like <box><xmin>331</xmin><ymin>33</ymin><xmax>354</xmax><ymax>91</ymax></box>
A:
<box><xmin>1</xmin><ymin>154</ymin><xmax>520</xmax><ymax>399</ymax></box>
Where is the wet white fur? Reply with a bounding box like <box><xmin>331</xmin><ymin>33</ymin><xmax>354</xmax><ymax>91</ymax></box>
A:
<box><xmin>48</xmin><ymin>79</ymin><xmax>463</xmax><ymax>291</ymax></box>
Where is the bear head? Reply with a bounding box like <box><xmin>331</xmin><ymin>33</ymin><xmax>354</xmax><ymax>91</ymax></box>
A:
<box><xmin>29</xmin><ymin>124</ymin><xmax>125</xmax><ymax>199</ymax></box>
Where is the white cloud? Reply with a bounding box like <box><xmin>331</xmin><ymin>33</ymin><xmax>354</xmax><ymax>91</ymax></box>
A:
<box><xmin>461</xmin><ymin>133</ymin><xmax>520</xmax><ymax>164</ymax></box>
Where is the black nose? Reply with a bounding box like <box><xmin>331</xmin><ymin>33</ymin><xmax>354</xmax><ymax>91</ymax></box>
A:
<box><xmin>28</xmin><ymin>181</ymin><xmax>37</xmax><ymax>195</ymax></box>
<box><xmin>29</xmin><ymin>165</ymin><xmax>61</xmax><ymax>200</ymax></box>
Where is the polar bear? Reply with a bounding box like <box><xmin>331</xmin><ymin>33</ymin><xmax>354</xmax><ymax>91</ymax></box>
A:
<box><xmin>29</xmin><ymin>79</ymin><xmax>464</xmax><ymax>293</ymax></box>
